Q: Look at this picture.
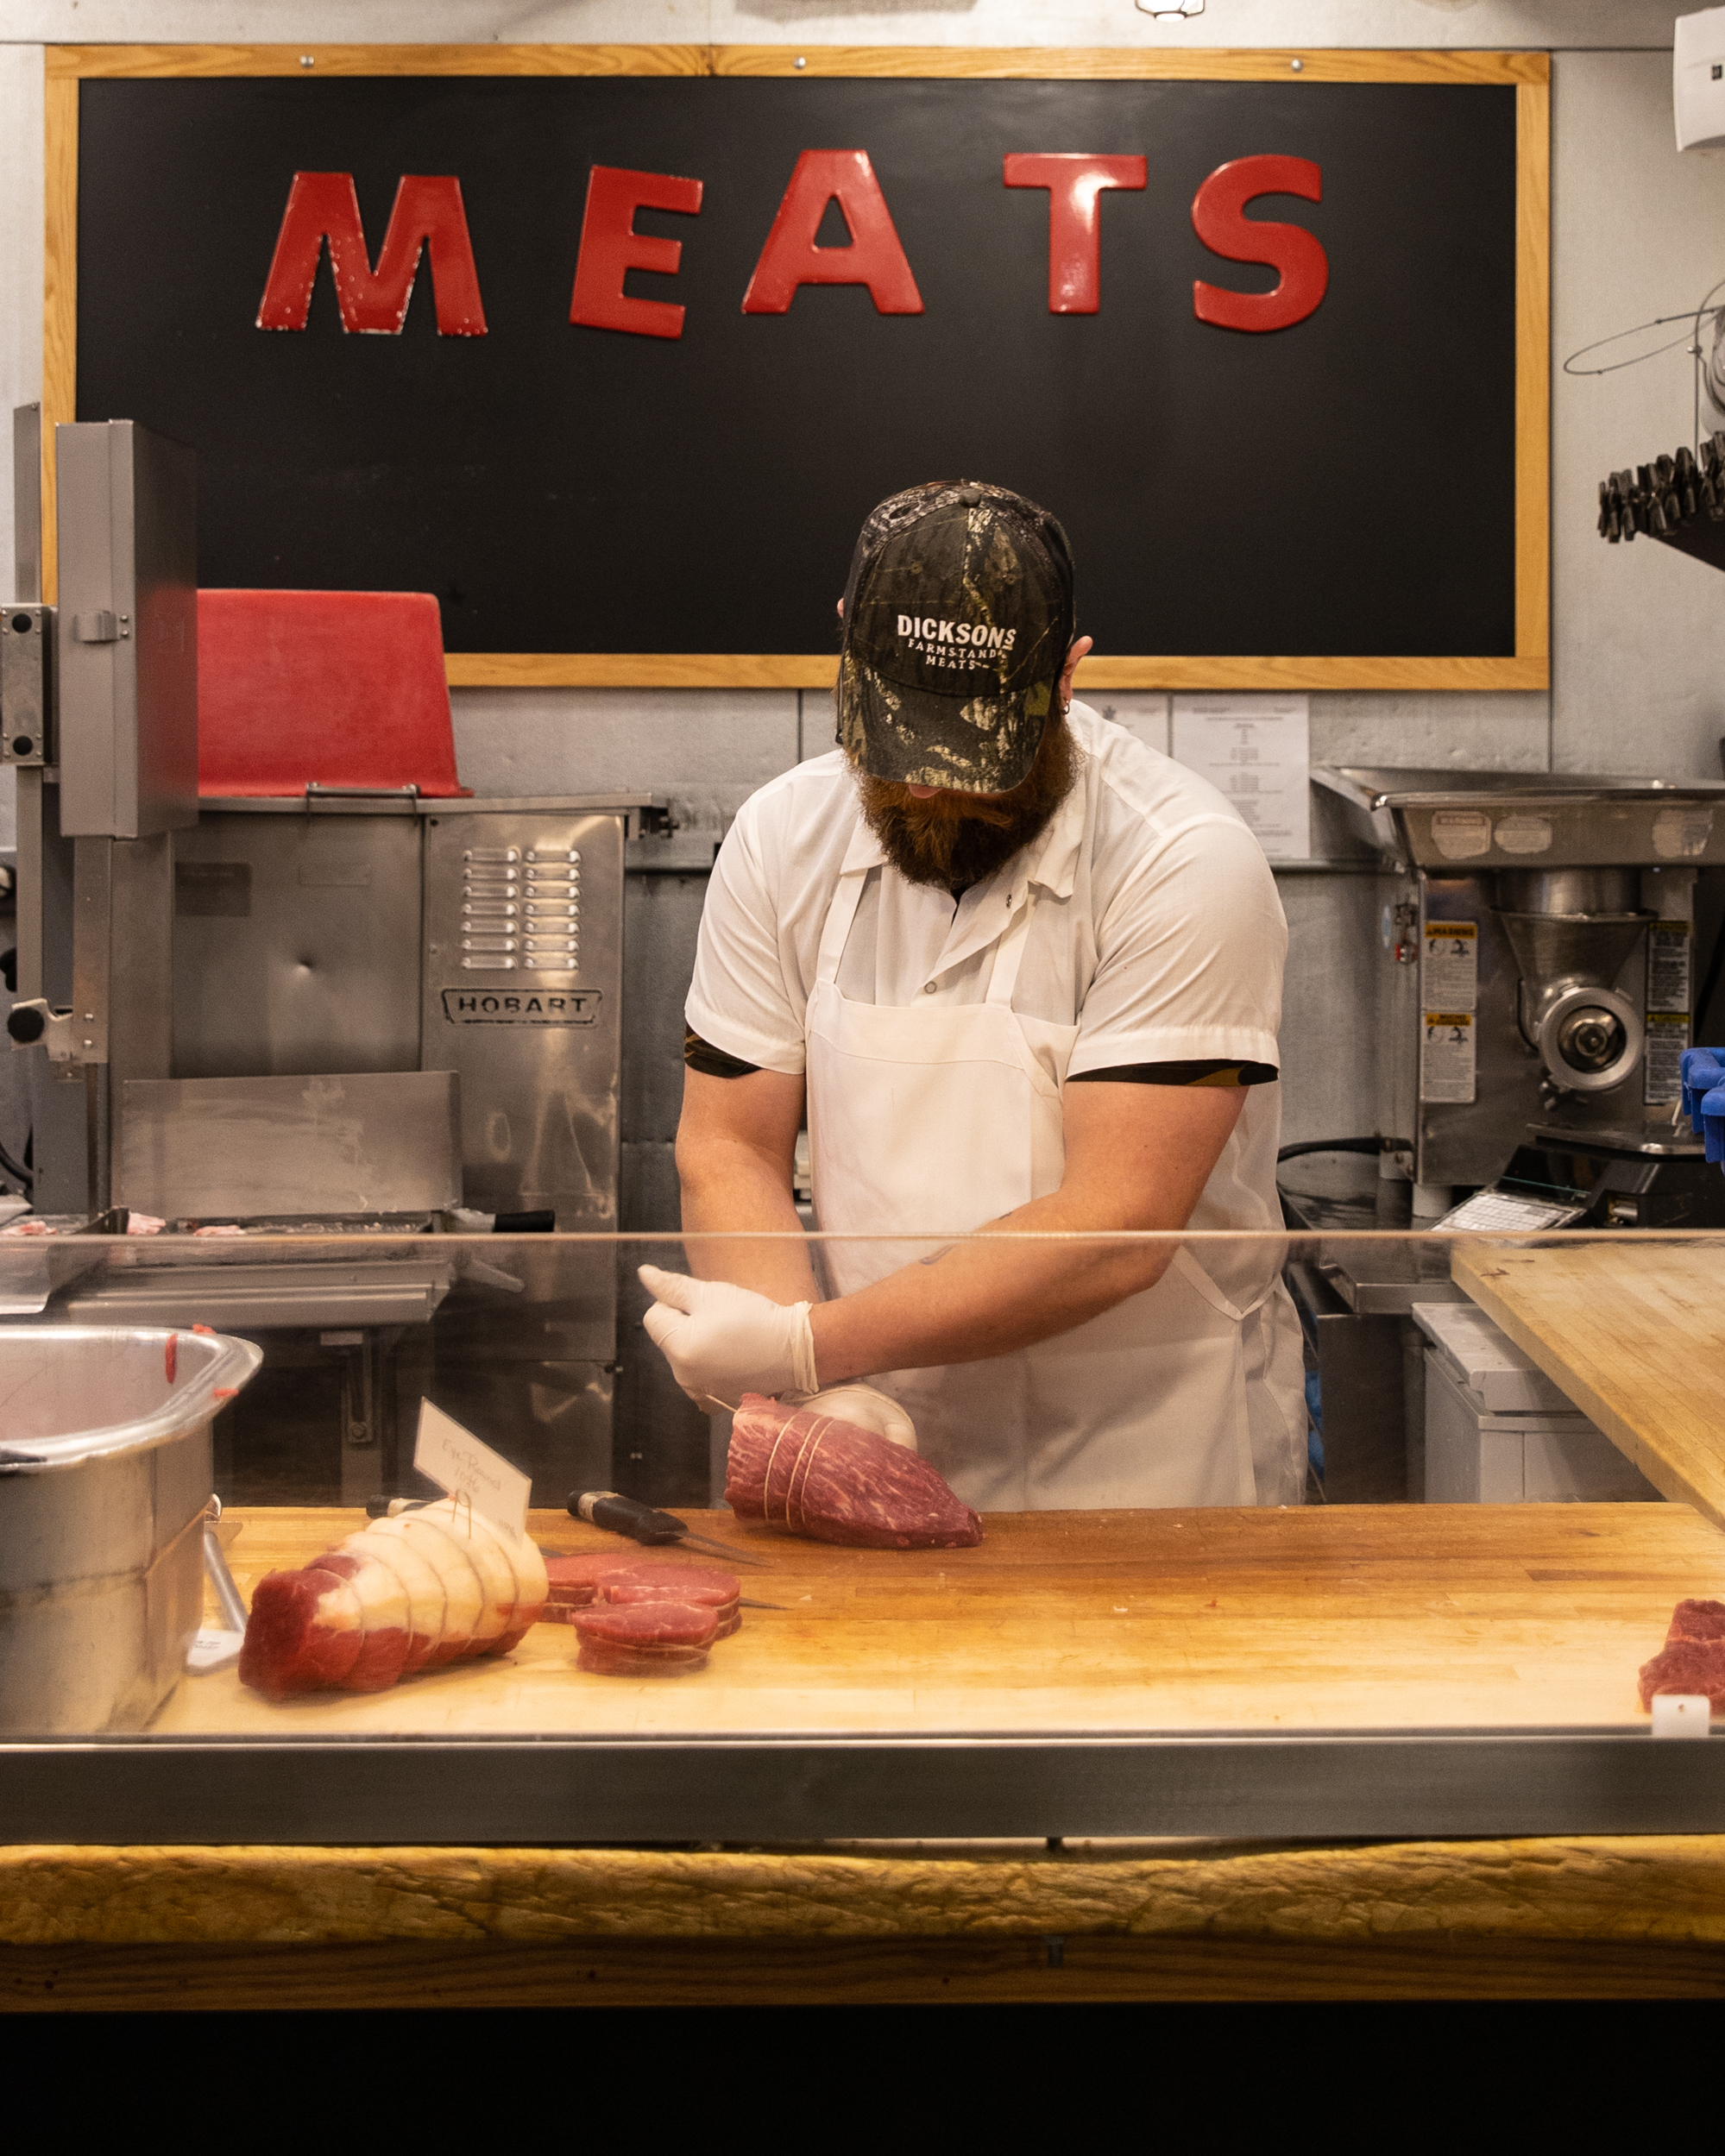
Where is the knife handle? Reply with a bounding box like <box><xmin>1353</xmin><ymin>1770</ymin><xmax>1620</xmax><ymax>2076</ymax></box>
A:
<box><xmin>569</xmin><ymin>1489</ymin><xmax>685</xmax><ymax>1546</ymax></box>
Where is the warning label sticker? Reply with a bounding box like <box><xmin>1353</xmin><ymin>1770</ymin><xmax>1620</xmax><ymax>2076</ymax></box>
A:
<box><xmin>1647</xmin><ymin>921</ymin><xmax>1692</xmax><ymax>1016</ymax></box>
<box><xmin>1420</xmin><ymin>1011</ymin><xmax>1476</xmax><ymax>1104</ymax></box>
<box><xmin>1422</xmin><ymin>921</ymin><xmax>1478</xmax><ymax>1011</ymax></box>
<box><xmin>1644</xmin><ymin>1012</ymin><xmax>1690</xmax><ymax>1106</ymax></box>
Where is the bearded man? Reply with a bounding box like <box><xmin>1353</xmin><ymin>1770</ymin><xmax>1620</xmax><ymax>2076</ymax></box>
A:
<box><xmin>639</xmin><ymin>480</ymin><xmax>1306</xmax><ymax>1510</ymax></box>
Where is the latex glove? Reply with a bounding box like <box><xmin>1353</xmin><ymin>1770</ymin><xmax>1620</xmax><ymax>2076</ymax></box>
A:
<box><xmin>639</xmin><ymin>1265</ymin><xmax>818</xmax><ymax>1407</ymax></box>
<box><xmin>780</xmin><ymin>1382</ymin><xmax>918</xmax><ymax>1452</ymax></box>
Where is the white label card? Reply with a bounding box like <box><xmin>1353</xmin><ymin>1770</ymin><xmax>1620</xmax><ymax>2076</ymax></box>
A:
<box><xmin>1170</xmin><ymin>694</ymin><xmax>1309</xmax><ymax>861</ymax></box>
<box><xmin>413</xmin><ymin>1399</ymin><xmax>532</xmax><ymax>1543</ymax></box>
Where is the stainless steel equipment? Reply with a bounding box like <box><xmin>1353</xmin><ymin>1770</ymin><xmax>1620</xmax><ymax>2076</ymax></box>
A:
<box><xmin>119</xmin><ymin>1069</ymin><xmax>463</xmax><ymax>1221</ymax></box>
<box><xmin>0</xmin><ymin>1323</ymin><xmax>261</xmax><ymax>1732</ymax></box>
<box><xmin>1313</xmin><ymin>767</ymin><xmax>1725</xmax><ymax>1200</ymax></box>
<box><xmin>0</xmin><ymin>409</ymin><xmax>663</xmax><ymax>1502</ymax></box>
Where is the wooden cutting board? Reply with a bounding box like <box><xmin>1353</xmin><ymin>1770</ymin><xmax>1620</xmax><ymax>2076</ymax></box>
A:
<box><xmin>1453</xmin><ymin>1240</ymin><xmax>1725</xmax><ymax>1531</ymax></box>
<box><xmin>152</xmin><ymin>1500</ymin><xmax>1725</xmax><ymax>1738</ymax></box>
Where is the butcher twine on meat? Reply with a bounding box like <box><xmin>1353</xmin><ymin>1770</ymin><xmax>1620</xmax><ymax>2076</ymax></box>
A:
<box><xmin>727</xmin><ymin>1393</ymin><xmax>981</xmax><ymax>1549</ymax></box>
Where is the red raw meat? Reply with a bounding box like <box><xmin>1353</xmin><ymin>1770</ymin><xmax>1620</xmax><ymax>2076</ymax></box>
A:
<box><xmin>572</xmin><ymin>1601</ymin><xmax>719</xmax><ymax>1649</ymax></box>
<box><xmin>308</xmin><ymin>1549</ymin><xmax>412</xmax><ymax>1693</ymax></box>
<box><xmin>727</xmin><ymin>1393</ymin><xmax>982</xmax><ymax>1550</ymax></box>
<box><xmin>597</xmin><ymin>1560</ymin><xmax>740</xmax><ymax>1634</ymax></box>
<box><xmin>1638</xmin><ymin>1637</ymin><xmax>1725</xmax><ymax>1710</ymax></box>
<box><xmin>545</xmin><ymin>1553</ymin><xmax>630</xmax><ymax>1611</ymax></box>
<box><xmin>238</xmin><ymin>1568</ymin><xmax>365</xmax><ymax>1697</ymax></box>
<box><xmin>572</xmin><ymin>1599</ymin><xmax>718</xmax><ymax>1678</ymax></box>
<box><xmin>1668</xmin><ymin>1598</ymin><xmax>1725</xmax><ymax>1644</ymax></box>
<box><xmin>576</xmin><ymin>1640</ymin><xmax>710</xmax><ymax>1677</ymax></box>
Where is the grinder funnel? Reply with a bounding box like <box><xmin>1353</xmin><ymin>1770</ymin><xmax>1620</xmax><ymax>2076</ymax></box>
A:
<box><xmin>1494</xmin><ymin>868</ymin><xmax>1653</xmax><ymax>1094</ymax></box>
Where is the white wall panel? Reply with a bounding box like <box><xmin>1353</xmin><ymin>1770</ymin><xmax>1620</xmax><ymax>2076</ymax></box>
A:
<box><xmin>1551</xmin><ymin>48</ymin><xmax>1725</xmax><ymax>779</ymax></box>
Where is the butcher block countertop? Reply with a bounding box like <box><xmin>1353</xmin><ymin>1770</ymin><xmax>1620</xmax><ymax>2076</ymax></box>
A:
<box><xmin>1453</xmin><ymin>1239</ymin><xmax>1725</xmax><ymax>1532</ymax></box>
<box><xmin>154</xmin><ymin>1499</ymin><xmax>1725</xmax><ymax>1737</ymax></box>
<box><xmin>11</xmin><ymin>1499</ymin><xmax>1725</xmax><ymax>2008</ymax></box>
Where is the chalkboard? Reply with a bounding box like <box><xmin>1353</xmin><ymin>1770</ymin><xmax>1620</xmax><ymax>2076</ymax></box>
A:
<box><xmin>61</xmin><ymin>53</ymin><xmax>1541</xmax><ymax>682</ymax></box>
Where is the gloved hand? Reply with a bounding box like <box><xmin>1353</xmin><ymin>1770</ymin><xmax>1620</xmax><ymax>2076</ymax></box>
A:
<box><xmin>779</xmin><ymin>1382</ymin><xmax>918</xmax><ymax>1452</ymax></box>
<box><xmin>639</xmin><ymin>1265</ymin><xmax>818</xmax><ymax>1407</ymax></box>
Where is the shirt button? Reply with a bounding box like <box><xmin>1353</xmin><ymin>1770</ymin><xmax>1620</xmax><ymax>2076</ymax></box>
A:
<box><xmin>922</xmin><ymin>982</ymin><xmax>936</xmax><ymax>994</ymax></box>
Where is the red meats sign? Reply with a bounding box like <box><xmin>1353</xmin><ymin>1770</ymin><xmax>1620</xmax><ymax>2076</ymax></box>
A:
<box><xmin>257</xmin><ymin>150</ymin><xmax>1328</xmax><ymax>340</ymax></box>
<box><xmin>65</xmin><ymin>53</ymin><xmax>1543</xmax><ymax>684</ymax></box>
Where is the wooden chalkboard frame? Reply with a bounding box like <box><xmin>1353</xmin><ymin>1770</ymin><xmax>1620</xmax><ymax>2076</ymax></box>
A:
<box><xmin>42</xmin><ymin>44</ymin><xmax>1550</xmax><ymax>693</ymax></box>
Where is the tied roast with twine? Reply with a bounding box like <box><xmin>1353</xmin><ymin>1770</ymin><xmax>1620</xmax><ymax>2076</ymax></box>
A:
<box><xmin>727</xmin><ymin>1394</ymin><xmax>981</xmax><ymax>1550</ymax></box>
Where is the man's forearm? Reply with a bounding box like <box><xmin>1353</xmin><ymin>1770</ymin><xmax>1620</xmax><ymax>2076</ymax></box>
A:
<box><xmin>808</xmin><ymin>1189</ymin><xmax>1180</xmax><ymax>1385</ymax></box>
<box><xmin>677</xmin><ymin>1140</ymin><xmax>821</xmax><ymax>1305</ymax></box>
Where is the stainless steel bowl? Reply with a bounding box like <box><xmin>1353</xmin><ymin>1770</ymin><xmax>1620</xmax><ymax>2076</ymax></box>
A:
<box><xmin>0</xmin><ymin>1324</ymin><xmax>261</xmax><ymax>1733</ymax></box>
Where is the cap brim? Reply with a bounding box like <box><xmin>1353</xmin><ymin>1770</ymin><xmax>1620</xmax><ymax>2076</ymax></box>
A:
<box><xmin>839</xmin><ymin>651</ymin><xmax>1052</xmax><ymax>795</ymax></box>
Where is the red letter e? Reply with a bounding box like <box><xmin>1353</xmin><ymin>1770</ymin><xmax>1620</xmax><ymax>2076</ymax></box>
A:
<box><xmin>570</xmin><ymin>167</ymin><xmax>704</xmax><ymax>342</ymax></box>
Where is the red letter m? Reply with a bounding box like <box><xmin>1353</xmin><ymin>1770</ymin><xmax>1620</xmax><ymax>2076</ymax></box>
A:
<box><xmin>257</xmin><ymin>173</ymin><xmax>488</xmax><ymax>336</ymax></box>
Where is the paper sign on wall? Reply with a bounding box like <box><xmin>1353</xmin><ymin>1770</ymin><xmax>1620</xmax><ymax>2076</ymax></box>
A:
<box><xmin>1171</xmin><ymin>695</ymin><xmax>1310</xmax><ymax>860</ymax></box>
<box><xmin>413</xmin><ymin>1399</ymin><xmax>532</xmax><ymax>1543</ymax></box>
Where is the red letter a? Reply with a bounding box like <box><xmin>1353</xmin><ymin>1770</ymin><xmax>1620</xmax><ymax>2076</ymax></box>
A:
<box><xmin>1191</xmin><ymin>156</ymin><xmax>1327</xmax><ymax>334</ymax></box>
<box><xmin>256</xmin><ymin>173</ymin><xmax>488</xmax><ymax>336</ymax></box>
<box><xmin>741</xmin><ymin>150</ymin><xmax>922</xmax><ymax>316</ymax></box>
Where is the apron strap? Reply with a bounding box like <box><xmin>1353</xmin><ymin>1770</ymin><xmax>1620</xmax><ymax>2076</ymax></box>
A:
<box><xmin>815</xmin><ymin>867</ymin><xmax>870</xmax><ymax>988</ymax></box>
<box><xmin>985</xmin><ymin>889</ymin><xmax>1037</xmax><ymax>1010</ymax></box>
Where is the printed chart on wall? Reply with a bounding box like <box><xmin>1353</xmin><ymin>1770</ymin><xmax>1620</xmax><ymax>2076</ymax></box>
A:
<box><xmin>1171</xmin><ymin>694</ymin><xmax>1310</xmax><ymax>860</ymax></box>
<box><xmin>54</xmin><ymin>48</ymin><xmax>1546</xmax><ymax>682</ymax></box>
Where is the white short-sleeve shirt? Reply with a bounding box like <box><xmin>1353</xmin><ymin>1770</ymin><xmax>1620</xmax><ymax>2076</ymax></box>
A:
<box><xmin>686</xmin><ymin>700</ymin><xmax>1289</xmax><ymax>1241</ymax></box>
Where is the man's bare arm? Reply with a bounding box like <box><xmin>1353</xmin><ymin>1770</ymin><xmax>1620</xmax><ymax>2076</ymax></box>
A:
<box><xmin>675</xmin><ymin>1065</ymin><xmax>820</xmax><ymax>1304</ymax></box>
<box><xmin>808</xmin><ymin>1080</ymin><xmax>1246</xmax><ymax>1382</ymax></box>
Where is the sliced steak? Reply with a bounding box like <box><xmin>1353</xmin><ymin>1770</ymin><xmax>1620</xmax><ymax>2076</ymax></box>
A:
<box><xmin>571</xmin><ymin>1598</ymin><xmax>718</xmax><ymax>1678</ymax></box>
<box><xmin>727</xmin><ymin>1392</ymin><xmax>982</xmax><ymax>1549</ymax></box>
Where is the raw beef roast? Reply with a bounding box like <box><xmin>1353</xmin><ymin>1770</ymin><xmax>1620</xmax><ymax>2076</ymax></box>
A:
<box><xmin>237</xmin><ymin>1568</ymin><xmax>365</xmax><ymax>1697</ymax></box>
<box><xmin>239</xmin><ymin>1505</ymin><xmax>549</xmax><ymax>1699</ymax></box>
<box><xmin>727</xmin><ymin>1393</ymin><xmax>982</xmax><ymax>1549</ymax></box>
<box><xmin>1638</xmin><ymin>1637</ymin><xmax>1725</xmax><ymax>1711</ymax></box>
<box><xmin>1668</xmin><ymin>1598</ymin><xmax>1725</xmax><ymax>1644</ymax></box>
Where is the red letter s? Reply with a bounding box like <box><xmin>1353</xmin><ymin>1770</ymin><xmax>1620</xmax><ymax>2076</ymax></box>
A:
<box><xmin>1192</xmin><ymin>155</ymin><xmax>1327</xmax><ymax>333</ymax></box>
<box><xmin>1003</xmin><ymin>154</ymin><xmax>1146</xmax><ymax>313</ymax></box>
<box><xmin>570</xmin><ymin>166</ymin><xmax>704</xmax><ymax>341</ymax></box>
<box><xmin>257</xmin><ymin>173</ymin><xmax>487</xmax><ymax>336</ymax></box>
<box><xmin>742</xmin><ymin>150</ymin><xmax>922</xmax><ymax>316</ymax></box>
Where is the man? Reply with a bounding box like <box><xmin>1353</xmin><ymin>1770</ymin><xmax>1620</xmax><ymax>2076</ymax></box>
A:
<box><xmin>641</xmin><ymin>479</ymin><xmax>1305</xmax><ymax>1509</ymax></box>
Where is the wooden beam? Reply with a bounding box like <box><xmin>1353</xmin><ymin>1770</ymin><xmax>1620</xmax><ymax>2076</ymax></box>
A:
<box><xmin>47</xmin><ymin>46</ymin><xmax>1552</xmax><ymax>85</ymax></box>
<box><xmin>2</xmin><ymin>1930</ymin><xmax>1721</xmax><ymax>2008</ymax></box>
<box><xmin>445</xmin><ymin>654</ymin><xmax>1548</xmax><ymax>693</ymax></box>
<box><xmin>46</xmin><ymin>45</ymin><xmax>708</xmax><ymax>80</ymax></box>
<box><xmin>1516</xmin><ymin>78</ymin><xmax>1552</xmax><ymax>664</ymax></box>
<box><xmin>713</xmin><ymin>47</ymin><xmax>1550</xmax><ymax>86</ymax></box>
<box><xmin>40</xmin><ymin>70</ymin><xmax>78</xmax><ymax>604</ymax></box>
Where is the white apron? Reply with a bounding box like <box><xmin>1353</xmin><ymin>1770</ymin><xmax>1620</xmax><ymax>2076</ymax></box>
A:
<box><xmin>804</xmin><ymin>860</ymin><xmax>1306</xmax><ymax>1512</ymax></box>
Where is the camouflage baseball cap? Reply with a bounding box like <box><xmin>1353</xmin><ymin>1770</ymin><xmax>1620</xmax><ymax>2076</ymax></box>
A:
<box><xmin>837</xmin><ymin>481</ymin><xmax>1076</xmax><ymax>794</ymax></box>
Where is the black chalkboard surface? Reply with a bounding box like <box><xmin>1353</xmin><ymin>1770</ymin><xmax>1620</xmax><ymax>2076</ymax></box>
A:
<box><xmin>74</xmin><ymin>72</ymin><xmax>1520</xmax><ymax>663</ymax></box>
